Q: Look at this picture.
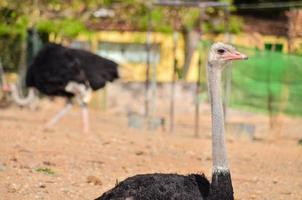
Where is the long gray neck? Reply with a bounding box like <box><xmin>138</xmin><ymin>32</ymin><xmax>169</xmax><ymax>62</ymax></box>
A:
<box><xmin>207</xmin><ymin>62</ymin><xmax>234</xmax><ymax>200</ymax></box>
<box><xmin>207</xmin><ymin>62</ymin><xmax>229</xmax><ymax>171</ymax></box>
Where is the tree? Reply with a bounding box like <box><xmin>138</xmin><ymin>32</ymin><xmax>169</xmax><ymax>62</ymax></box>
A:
<box><xmin>0</xmin><ymin>0</ymin><xmax>242</xmax><ymax>78</ymax></box>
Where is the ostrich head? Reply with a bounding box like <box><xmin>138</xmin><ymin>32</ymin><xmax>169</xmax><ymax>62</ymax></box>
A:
<box><xmin>208</xmin><ymin>42</ymin><xmax>248</xmax><ymax>68</ymax></box>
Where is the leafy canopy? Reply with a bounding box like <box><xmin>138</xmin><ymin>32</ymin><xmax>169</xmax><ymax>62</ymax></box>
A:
<box><xmin>0</xmin><ymin>0</ymin><xmax>242</xmax><ymax>37</ymax></box>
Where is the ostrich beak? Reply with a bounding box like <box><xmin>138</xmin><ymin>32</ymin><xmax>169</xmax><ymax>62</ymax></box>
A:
<box><xmin>223</xmin><ymin>50</ymin><xmax>248</xmax><ymax>61</ymax></box>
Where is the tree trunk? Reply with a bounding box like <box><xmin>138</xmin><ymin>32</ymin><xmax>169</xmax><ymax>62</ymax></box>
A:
<box><xmin>287</xmin><ymin>9</ymin><xmax>302</xmax><ymax>53</ymax></box>
<box><xmin>18</xmin><ymin>37</ymin><xmax>27</xmax><ymax>93</ymax></box>
<box><xmin>182</xmin><ymin>29</ymin><xmax>201</xmax><ymax>79</ymax></box>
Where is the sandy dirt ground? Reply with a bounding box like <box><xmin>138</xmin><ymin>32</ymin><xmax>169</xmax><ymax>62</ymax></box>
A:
<box><xmin>0</xmin><ymin>99</ymin><xmax>301</xmax><ymax>200</ymax></box>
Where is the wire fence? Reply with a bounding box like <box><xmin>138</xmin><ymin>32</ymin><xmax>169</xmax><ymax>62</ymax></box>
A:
<box><xmin>2</xmin><ymin>35</ymin><xmax>302</xmax><ymax>118</ymax></box>
<box><xmin>200</xmin><ymin>41</ymin><xmax>302</xmax><ymax>116</ymax></box>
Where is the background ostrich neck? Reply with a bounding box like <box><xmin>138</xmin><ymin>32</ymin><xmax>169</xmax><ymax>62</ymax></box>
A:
<box><xmin>207</xmin><ymin>63</ymin><xmax>229</xmax><ymax>171</ymax></box>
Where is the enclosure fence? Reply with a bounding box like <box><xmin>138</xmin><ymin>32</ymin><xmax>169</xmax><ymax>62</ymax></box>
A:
<box><xmin>200</xmin><ymin>41</ymin><xmax>302</xmax><ymax>116</ymax></box>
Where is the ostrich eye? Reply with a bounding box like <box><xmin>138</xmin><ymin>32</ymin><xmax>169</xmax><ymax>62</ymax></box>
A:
<box><xmin>217</xmin><ymin>49</ymin><xmax>225</xmax><ymax>54</ymax></box>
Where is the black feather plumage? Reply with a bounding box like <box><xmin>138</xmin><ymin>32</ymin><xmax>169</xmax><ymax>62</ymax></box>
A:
<box><xmin>96</xmin><ymin>173</ymin><xmax>210</xmax><ymax>200</ymax></box>
<box><xmin>26</xmin><ymin>43</ymin><xmax>119</xmax><ymax>97</ymax></box>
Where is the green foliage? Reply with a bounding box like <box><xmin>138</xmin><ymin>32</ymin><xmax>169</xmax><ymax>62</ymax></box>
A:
<box><xmin>97</xmin><ymin>0</ymin><xmax>242</xmax><ymax>34</ymax></box>
<box><xmin>149</xmin><ymin>8</ymin><xmax>173</xmax><ymax>33</ymax></box>
<box><xmin>181</xmin><ymin>9</ymin><xmax>200</xmax><ymax>30</ymax></box>
<box><xmin>36</xmin><ymin>19</ymin><xmax>88</xmax><ymax>38</ymax></box>
<box><xmin>0</xmin><ymin>0</ymin><xmax>243</xmax><ymax>36</ymax></box>
<box><xmin>293</xmin><ymin>43</ymin><xmax>302</xmax><ymax>56</ymax></box>
<box><xmin>229</xmin><ymin>16</ymin><xmax>243</xmax><ymax>34</ymax></box>
<box><xmin>35</xmin><ymin>167</ymin><xmax>55</xmax><ymax>175</ymax></box>
<box><xmin>203</xmin><ymin>15</ymin><xmax>243</xmax><ymax>34</ymax></box>
<box><xmin>0</xmin><ymin>35</ymin><xmax>22</xmax><ymax>71</ymax></box>
<box><xmin>102</xmin><ymin>0</ymin><xmax>115</xmax><ymax>6</ymax></box>
<box><xmin>60</xmin><ymin>19</ymin><xmax>88</xmax><ymax>38</ymax></box>
<box><xmin>0</xmin><ymin>0</ymin><xmax>92</xmax><ymax>73</ymax></box>
<box><xmin>0</xmin><ymin>12</ymin><xmax>28</xmax><ymax>37</ymax></box>
<box><xmin>35</xmin><ymin>20</ymin><xmax>57</xmax><ymax>34</ymax></box>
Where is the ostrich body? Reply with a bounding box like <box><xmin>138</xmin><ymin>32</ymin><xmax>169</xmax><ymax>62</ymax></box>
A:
<box><xmin>26</xmin><ymin>43</ymin><xmax>119</xmax><ymax>132</ymax></box>
<box><xmin>95</xmin><ymin>42</ymin><xmax>247</xmax><ymax>200</ymax></box>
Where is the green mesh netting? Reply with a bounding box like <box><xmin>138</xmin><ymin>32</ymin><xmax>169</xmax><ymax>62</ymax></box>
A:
<box><xmin>199</xmin><ymin>41</ymin><xmax>302</xmax><ymax>116</ymax></box>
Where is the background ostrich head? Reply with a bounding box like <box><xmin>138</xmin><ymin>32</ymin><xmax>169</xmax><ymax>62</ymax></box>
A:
<box><xmin>208</xmin><ymin>42</ymin><xmax>248</xmax><ymax>68</ymax></box>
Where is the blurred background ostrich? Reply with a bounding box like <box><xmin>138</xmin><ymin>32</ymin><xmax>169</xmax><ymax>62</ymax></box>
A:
<box><xmin>24</xmin><ymin>43</ymin><xmax>119</xmax><ymax>132</ymax></box>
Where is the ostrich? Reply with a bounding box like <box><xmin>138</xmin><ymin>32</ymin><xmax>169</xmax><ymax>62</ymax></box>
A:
<box><xmin>25</xmin><ymin>43</ymin><xmax>119</xmax><ymax>132</ymax></box>
<box><xmin>95</xmin><ymin>42</ymin><xmax>248</xmax><ymax>200</ymax></box>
